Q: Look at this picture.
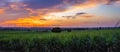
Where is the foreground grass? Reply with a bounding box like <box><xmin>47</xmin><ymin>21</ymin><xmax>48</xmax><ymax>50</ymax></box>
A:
<box><xmin>0</xmin><ymin>29</ymin><xmax>120</xmax><ymax>52</ymax></box>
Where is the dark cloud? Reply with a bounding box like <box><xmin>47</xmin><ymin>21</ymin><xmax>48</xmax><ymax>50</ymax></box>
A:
<box><xmin>64</xmin><ymin>0</ymin><xmax>87</xmax><ymax>4</ymax></box>
<box><xmin>0</xmin><ymin>0</ymin><xmax>9</xmax><ymax>7</ymax></box>
<box><xmin>109</xmin><ymin>0</ymin><xmax>120</xmax><ymax>2</ymax></box>
<box><xmin>62</xmin><ymin>16</ymin><xmax>74</xmax><ymax>19</ymax></box>
<box><xmin>22</xmin><ymin>0</ymin><xmax>64</xmax><ymax>9</ymax></box>
<box><xmin>40</xmin><ymin>18</ymin><xmax>47</xmax><ymax>21</ymax></box>
<box><xmin>62</xmin><ymin>12</ymin><xmax>87</xmax><ymax>19</ymax></box>
<box><xmin>106</xmin><ymin>0</ymin><xmax>120</xmax><ymax>4</ymax></box>
<box><xmin>62</xmin><ymin>12</ymin><xmax>94</xmax><ymax>19</ymax></box>
<box><xmin>1</xmin><ymin>0</ymin><xmax>120</xmax><ymax>8</ymax></box>
<box><xmin>81</xmin><ymin>15</ymin><xmax>93</xmax><ymax>18</ymax></box>
<box><xmin>75</xmin><ymin>12</ymin><xmax>94</xmax><ymax>18</ymax></box>
<box><xmin>75</xmin><ymin>12</ymin><xmax>86</xmax><ymax>16</ymax></box>
<box><xmin>52</xmin><ymin>24</ymin><xmax>61</xmax><ymax>26</ymax></box>
<box><xmin>21</xmin><ymin>0</ymin><xmax>89</xmax><ymax>9</ymax></box>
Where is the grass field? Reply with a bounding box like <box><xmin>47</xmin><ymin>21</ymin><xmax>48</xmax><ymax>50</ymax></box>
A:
<box><xmin>0</xmin><ymin>28</ymin><xmax>120</xmax><ymax>52</ymax></box>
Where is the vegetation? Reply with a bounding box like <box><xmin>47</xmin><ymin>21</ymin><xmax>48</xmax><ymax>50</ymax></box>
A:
<box><xmin>0</xmin><ymin>28</ymin><xmax>120</xmax><ymax>52</ymax></box>
<box><xmin>51</xmin><ymin>27</ymin><xmax>62</xmax><ymax>33</ymax></box>
<box><xmin>67</xmin><ymin>29</ymin><xmax>72</xmax><ymax>32</ymax></box>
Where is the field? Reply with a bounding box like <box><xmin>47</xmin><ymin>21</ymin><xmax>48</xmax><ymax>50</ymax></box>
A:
<box><xmin>0</xmin><ymin>28</ymin><xmax>120</xmax><ymax>52</ymax></box>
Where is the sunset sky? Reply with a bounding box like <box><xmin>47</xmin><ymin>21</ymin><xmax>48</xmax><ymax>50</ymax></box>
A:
<box><xmin>0</xmin><ymin>0</ymin><xmax>120</xmax><ymax>27</ymax></box>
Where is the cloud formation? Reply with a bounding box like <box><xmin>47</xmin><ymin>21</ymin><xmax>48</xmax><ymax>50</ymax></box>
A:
<box><xmin>0</xmin><ymin>0</ymin><xmax>120</xmax><ymax>27</ymax></box>
<box><xmin>62</xmin><ymin>12</ymin><xmax>93</xmax><ymax>19</ymax></box>
<box><xmin>0</xmin><ymin>9</ymin><xmax>5</xmax><ymax>14</ymax></box>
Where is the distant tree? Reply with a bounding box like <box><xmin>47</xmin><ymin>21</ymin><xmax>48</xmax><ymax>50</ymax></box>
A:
<box><xmin>51</xmin><ymin>27</ymin><xmax>62</xmax><ymax>33</ymax></box>
<box><xmin>67</xmin><ymin>29</ymin><xmax>71</xmax><ymax>32</ymax></box>
<box><xmin>27</xmin><ymin>29</ymin><xmax>31</xmax><ymax>31</ymax></box>
<box><xmin>42</xmin><ymin>30</ymin><xmax>48</xmax><ymax>32</ymax></box>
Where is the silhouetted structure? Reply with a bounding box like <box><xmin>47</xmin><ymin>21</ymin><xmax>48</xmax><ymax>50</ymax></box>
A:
<box><xmin>51</xmin><ymin>27</ymin><xmax>62</xmax><ymax>33</ymax></box>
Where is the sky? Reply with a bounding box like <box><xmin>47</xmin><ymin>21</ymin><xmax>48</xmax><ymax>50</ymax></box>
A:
<box><xmin>0</xmin><ymin>0</ymin><xmax>120</xmax><ymax>27</ymax></box>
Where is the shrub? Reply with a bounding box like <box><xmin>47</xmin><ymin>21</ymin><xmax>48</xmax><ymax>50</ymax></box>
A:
<box><xmin>51</xmin><ymin>27</ymin><xmax>62</xmax><ymax>33</ymax></box>
<box><xmin>67</xmin><ymin>29</ymin><xmax>72</xmax><ymax>32</ymax></box>
<box><xmin>42</xmin><ymin>30</ymin><xmax>48</xmax><ymax>32</ymax></box>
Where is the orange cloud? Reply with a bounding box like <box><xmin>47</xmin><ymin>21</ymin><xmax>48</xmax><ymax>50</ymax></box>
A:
<box><xmin>0</xmin><ymin>9</ymin><xmax>5</xmax><ymax>14</ymax></box>
<box><xmin>0</xmin><ymin>14</ymin><xmax>114</xmax><ymax>27</ymax></box>
<box><xmin>1</xmin><ymin>0</ymin><xmax>119</xmax><ymax>27</ymax></box>
<box><xmin>0</xmin><ymin>15</ymin><xmax>82</xmax><ymax>27</ymax></box>
<box><xmin>1</xmin><ymin>16</ymin><xmax>58</xmax><ymax>27</ymax></box>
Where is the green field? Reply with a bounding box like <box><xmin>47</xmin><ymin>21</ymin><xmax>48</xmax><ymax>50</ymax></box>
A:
<box><xmin>0</xmin><ymin>28</ymin><xmax>120</xmax><ymax>52</ymax></box>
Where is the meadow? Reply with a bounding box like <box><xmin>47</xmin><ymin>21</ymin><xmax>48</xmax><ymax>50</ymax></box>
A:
<box><xmin>0</xmin><ymin>28</ymin><xmax>120</xmax><ymax>52</ymax></box>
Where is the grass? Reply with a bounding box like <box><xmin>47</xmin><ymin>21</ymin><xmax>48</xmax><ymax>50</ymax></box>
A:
<box><xmin>0</xmin><ymin>28</ymin><xmax>120</xmax><ymax>52</ymax></box>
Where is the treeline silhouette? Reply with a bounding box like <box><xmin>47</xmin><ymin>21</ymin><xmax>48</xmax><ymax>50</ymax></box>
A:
<box><xmin>0</xmin><ymin>27</ymin><xmax>119</xmax><ymax>31</ymax></box>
